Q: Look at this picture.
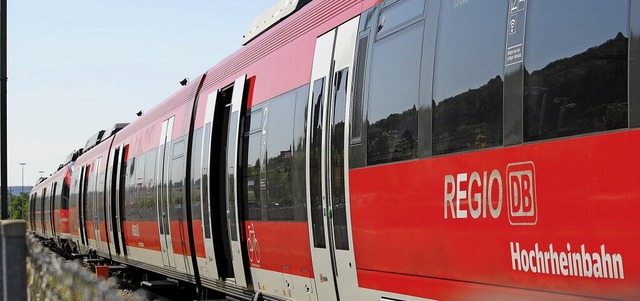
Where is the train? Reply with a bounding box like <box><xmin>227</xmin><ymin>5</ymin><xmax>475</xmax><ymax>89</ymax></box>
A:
<box><xmin>29</xmin><ymin>0</ymin><xmax>640</xmax><ymax>300</ymax></box>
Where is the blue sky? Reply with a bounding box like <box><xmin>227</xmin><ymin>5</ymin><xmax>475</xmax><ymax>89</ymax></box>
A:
<box><xmin>7</xmin><ymin>1</ymin><xmax>274</xmax><ymax>187</ymax></box>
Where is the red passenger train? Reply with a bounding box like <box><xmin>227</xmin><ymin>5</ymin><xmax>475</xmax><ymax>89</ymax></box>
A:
<box><xmin>30</xmin><ymin>149</ymin><xmax>78</xmax><ymax>251</ymax></box>
<box><xmin>29</xmin><ymin>0</ymin><xmax>640</xmax><ymax>300</ymax></box>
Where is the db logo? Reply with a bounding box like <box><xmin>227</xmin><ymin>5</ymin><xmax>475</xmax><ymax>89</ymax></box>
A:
<box><xmin>507</xmin><ymin>162</ymin><xmax>537</xmax><ymax>225</ymax></box>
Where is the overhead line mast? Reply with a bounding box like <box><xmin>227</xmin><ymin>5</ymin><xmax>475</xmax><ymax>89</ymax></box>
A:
<box><xmin>1</xmin><ymin>0</ymin><xmax>8</xmax><ymax>220</ymax></box>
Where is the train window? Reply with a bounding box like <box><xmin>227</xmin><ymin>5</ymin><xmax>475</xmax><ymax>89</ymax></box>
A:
<box><xmin>191</xmin><ymin>128</ymin><xmax>204</xmax><ymax>229</ymax></box>
<box><xmin>366</xmin><ymin>21</ymin><xmax>423</xmax><ymax>165</ymax></box>
<box><xmin>432</xmin><ymin>0</ymin><xmax>506</xmax><ymax>155</ymax></box>
<box><xmin>61</xmin><ymin>172</ymin><xmax>70</xmax><ymax>210</ymax></box>
<box><xmin>227</xmin><ymin>112</ymin><xmax>240</xmax><ymax>242</ymax></box>
<box><xmin>310</xmin><ymin>78</ymin><xmax>326</xmax><ymax>248</ymax></box>
<box><xmin>376</xmin><ymin>0</ymin><xmax>425</xmax><ymax>39</ymax></box>
<box><xmin>523</xmin><ymin>0</ymin><xmax>629</xmax><ymax>141</ymax></box>
<box><xmin>351</xmin><ymin>34</ymin><xmax>369</xmax><ymax>145</ymax></box>
<box><xmin>249</xmin><ymin>109</ymin><xmax>263</xmax><ymax>133</ymax></box>
<box><xmin>85</xmin><ymin>171</ymin><xmax>95</xmax><ymax>230</ymax></box>
<box><xmin>244</xmin><ymin>107</ymin><xmax>265</xmax><ymax>221</ymax></box>
<box><xmin>201</xmin><ymin>123</ymin><xmax>212</xmax><ymax>238</ymax></box>
<box><xmin>118</xmin><ymin>145</ymin><xmax>128</xmax><ymax>223</ymax></box>
<box><xmin>331</xmin><ymin>68</ymin><xmax>349</xmax><ymax>250</ymax></box>
<box><xmin>170</xmin><ymin>140</ymin><xmax>185</xmax><ymax>224</ymax></box>
<box><xmin>292</xmin><ymin>85</ymin><xmax>309</xmax><ymax>222</ymax></box>
<box><xmin>97</xmin><ymin>171</ymin><xmax>105</xmax><ymax>223</ymax></box>
<box><xmin>125</xmin><ymin>154</ymin><xmax>141</xmax><ymax>221</ymax></box>
<box><xmin>265</xmin><ymin>92</ymin><xmax>295</xmax><ymax>221</ymax></box>
<box><xmin>144</xmin><ymin>149</ymin><xmax>157</xmax><ymax>221</ymax></box>
<box><xmin>126</xmin><ymin>156</ymin><xmax>135</xmax><ymax>207</ymax></box>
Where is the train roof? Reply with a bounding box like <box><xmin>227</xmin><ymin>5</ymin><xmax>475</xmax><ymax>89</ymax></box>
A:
<box><xmin>82</xmin><ymin>122</ymin><xmax>128</xmax><ymax>152</ymax></box>
<box><xmin>242</xmin><ymin>0</ymin><xmax>312</xmax><ymax>45</ymax></box>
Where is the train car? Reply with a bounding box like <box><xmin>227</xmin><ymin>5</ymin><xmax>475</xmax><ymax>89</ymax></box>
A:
<box><xmin>29</xmin><ymin>154</ymin><xmax>75</xmax><ymax>249</ymax></box>
<box><xmin>67</xmin><ymin>124</ymin><xmax>126</xmax><ymax>255</ymax></box>
<box><xmin>50</xmin><ymin>0</ymin><xmax>640</xmax><ymax>300</ymax></box>
<box><xmin>29</xmin><ymin>178</ymin><xmax>45</xmax><ymax>236</ymax></box>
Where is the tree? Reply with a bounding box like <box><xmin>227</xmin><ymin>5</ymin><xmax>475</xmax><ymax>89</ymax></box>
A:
<box><xmin>10</xmin><ymin>192</ymin><xmax>29</xmax><ymax>220</ymax></box>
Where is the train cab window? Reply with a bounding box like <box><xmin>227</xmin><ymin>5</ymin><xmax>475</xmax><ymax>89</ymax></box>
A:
<box><xmin>523</xmin><ymin>0</ymin><xmax>629</xmax><ymax>141</ymax></box>
<box><xmin>432</xmin><ymin>0</ymin><xmax>506</xmax><ymax>155</ymax></box>
<box><xmin>366</xmin><ymin>0</ymin><xmax>425</xmax><ymax>165</ymax></box>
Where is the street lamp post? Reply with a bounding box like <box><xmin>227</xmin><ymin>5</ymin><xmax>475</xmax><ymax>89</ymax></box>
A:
<box><xmin>19</xmin><ymin>162</ymin><xmax>26</xmax><ymax>194</ymax></box>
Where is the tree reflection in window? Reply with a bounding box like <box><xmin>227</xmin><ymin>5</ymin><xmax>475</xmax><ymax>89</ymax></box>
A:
<box><xmin>366</xmin><ymin>22</ymin><xmax>423</xmax><ymax>165</ymax></box>
<box><xmin>523</xmin><ymin>0</ymin><xmax>629</xmax><ymax>141</ymax></box>
<box><xmin>432</xmin><ymin>0</ymin><xmax>506</xmax><ymax>155</ymax></box>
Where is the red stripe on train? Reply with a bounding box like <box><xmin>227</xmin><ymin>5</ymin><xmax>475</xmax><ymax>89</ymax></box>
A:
<box><xmin>350</xmin><ymin>130</ymin><xmax>640</xmax><ymax>300</ymax></box>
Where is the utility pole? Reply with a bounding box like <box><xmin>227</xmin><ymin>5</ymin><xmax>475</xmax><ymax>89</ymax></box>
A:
<box><xmin>19</xmin><ymin>163</ymin><xmax>25</xmax><ymax>194</ymax></box>
<box><xmin>1</xmin><ymin>0</ymin><xmax>7</xmax><ymax>220</ymax></box>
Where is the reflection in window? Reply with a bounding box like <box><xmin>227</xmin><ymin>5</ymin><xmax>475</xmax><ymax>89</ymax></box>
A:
<box><xmin>266</xmin><ymin>94</ymin><xmax>295</xmax><ymax>221</ymax></box>
<box><xmin>191</xmin><ymin>128</ymin><xmax>203</xmax><ymax>226</ymax></box>
<box><xmin>85</xmin><ymin>170</ymin><xmax>94</xmax><ymax>231</ymax></box>
<box><xmin>201</xmin><ymin>124</ymin><xmax>212</xmax><ymax>238</ymax></box>
<box><xmin>170</xmin><ymin>153</ymin><xmax>185</xmax><ymax>224</ymax></box>
<box><xmin>524</xmin><ymin>0</ymin><xmax>629</xmax><ymax>141</ymax></box>
<box><xmin>366</xmin><ymin>21</ymin><xmax>423</xmax><ymax>165</ymax></box>
<box><xmin>292</xmin><ymin>85</ymin><xmax>309</xmax><ymax>222</ymax></box>
<box><xmin>310</xmin><ymin>78</ymin><xmax>326</xmax><ymax>248</ymax></box>
<box><xmin>244</xmin><ymin>108</ymin><xmax>264</xmax><ymax>221</ymax></box>
<box><xmin>432</xmin><ymin>0</ymin><xmax>506</xmax><ymax>155</ymax></box>
<box><xmin>144</xmin><ymin>149</ymin><xmax>157</xmax><ymax>222</ymax></box>
<box><xmin>242</xmin><ymin>86</ymin><xmax>309</xmax><ymax>223</ymax></box>
<box><xmin>226</xmin><ymin>112</ymin><xmax>240</xmax><ymax>241</ymax></box>
<box><xmin>331</xmin><ymin>68</ymin><xmax>349</xmax><ymax>250</ymax></box>
<box><xmin>376</xmin><ymin>0</ymin><xmax>425</xmax><ymax>38</ymax></box>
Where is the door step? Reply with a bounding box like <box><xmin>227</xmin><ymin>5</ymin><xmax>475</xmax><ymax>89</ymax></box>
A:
<box><xmin>140</xmin><ymin>279</ymin><xmax>179</xmax><ymax>290</ymax></box>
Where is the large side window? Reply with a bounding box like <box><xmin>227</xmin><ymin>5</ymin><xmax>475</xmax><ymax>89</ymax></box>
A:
<box><xmin>292</xmin><ymin>85</ymin><xmax>309</xmax><ymax>221</ymax></box>
<box><xmin>366</xmin><ymin>0</ymin><xmax>425</xmax><ymax>165</ymax></box>
<box><xmin>85</xmin><ymin>170</ymin><xmax>95</xmax><ymax>229</ymax></box>
<box><xmin>523</xmin><ymin>0</ymin><xmax>629</xmax><ymax>141</ymax></box>
<box><xmin>265</xmin><ymin>93</ymin><xmax>296</xmax><ymax>221</ymax></box>
<box><xmin>191</xmin><ymin>128</ymin><xmax>206</xmax><ymax>235</ymax></box>
<box><xmin>243</xmin><ymin>87</ymin><xmax>308</xmax><ymax>223</ymax></box>
<box><xmin>126</xmin><ymin>153</ymin><xmax>143</xmax><ymax>221</ymax></box>
<box><xmin>244</xmin><ymin>107</ymin><xmax>265</xmax><ymax>221</ymax></box>
<box><xmin>144</xmin><ymin>149</ymin><xmax>157</xmax><ymax>221</ymax></box>
<box><xmin>170</xmin><ymin>140</ymin><xmax>185</xmax><ymax>223</ymax></box>
<box><xmin>432</xmin><ymin>0</ymin><xmax>506</xmax><ymax>155</ymax></box>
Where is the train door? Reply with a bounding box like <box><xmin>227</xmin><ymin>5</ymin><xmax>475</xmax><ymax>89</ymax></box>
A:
<box><xmin>40</xmin><ymin>188</ymin><xmax>47</xmax><ymax>236</ymax></box>
<box><xmin>307</xmin><ymin>17</ymin><xmax>359</xmax><ymax>301</ymax></box>
<box><xmin>93</xmin><ymin>157</ymin><xmax>103</xmax><ymax>251</ymax></box>
<box><xmin>78</xmin><ymin>165</ymin><xmax>88</xmax><ymax>248</ymax></box>
<box><xmin>29</xmin><ymin>193</ymin><xmax>36</xmax><ymax>231</ymax></box>
<box><xmin>157</xmin><ymin>116</ymin><xmax>176</xmax><ymax>267</ymax></box>
<box><xmin>108</xmin><ymin>145</ymin><xmax>124</xmax><ymax>256</ymax></box>
<box><xmin>198</xmin><ymin>92</ymin><xmax>220</xmax><ymax>279</ymax></box>
<box><xmin>117</xmin><ymin>145</ymin><xmax>129</xmax><ymax>255</ymax></box>
<box><xmin>225</xmin><ymin>75</ymin><xmax>250</xmax><ymax>287</ymax></box>
<box><xmin>50</xmin><ymin>181</ymin><xmax>58</xmax><ymax>238</ymax></box>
